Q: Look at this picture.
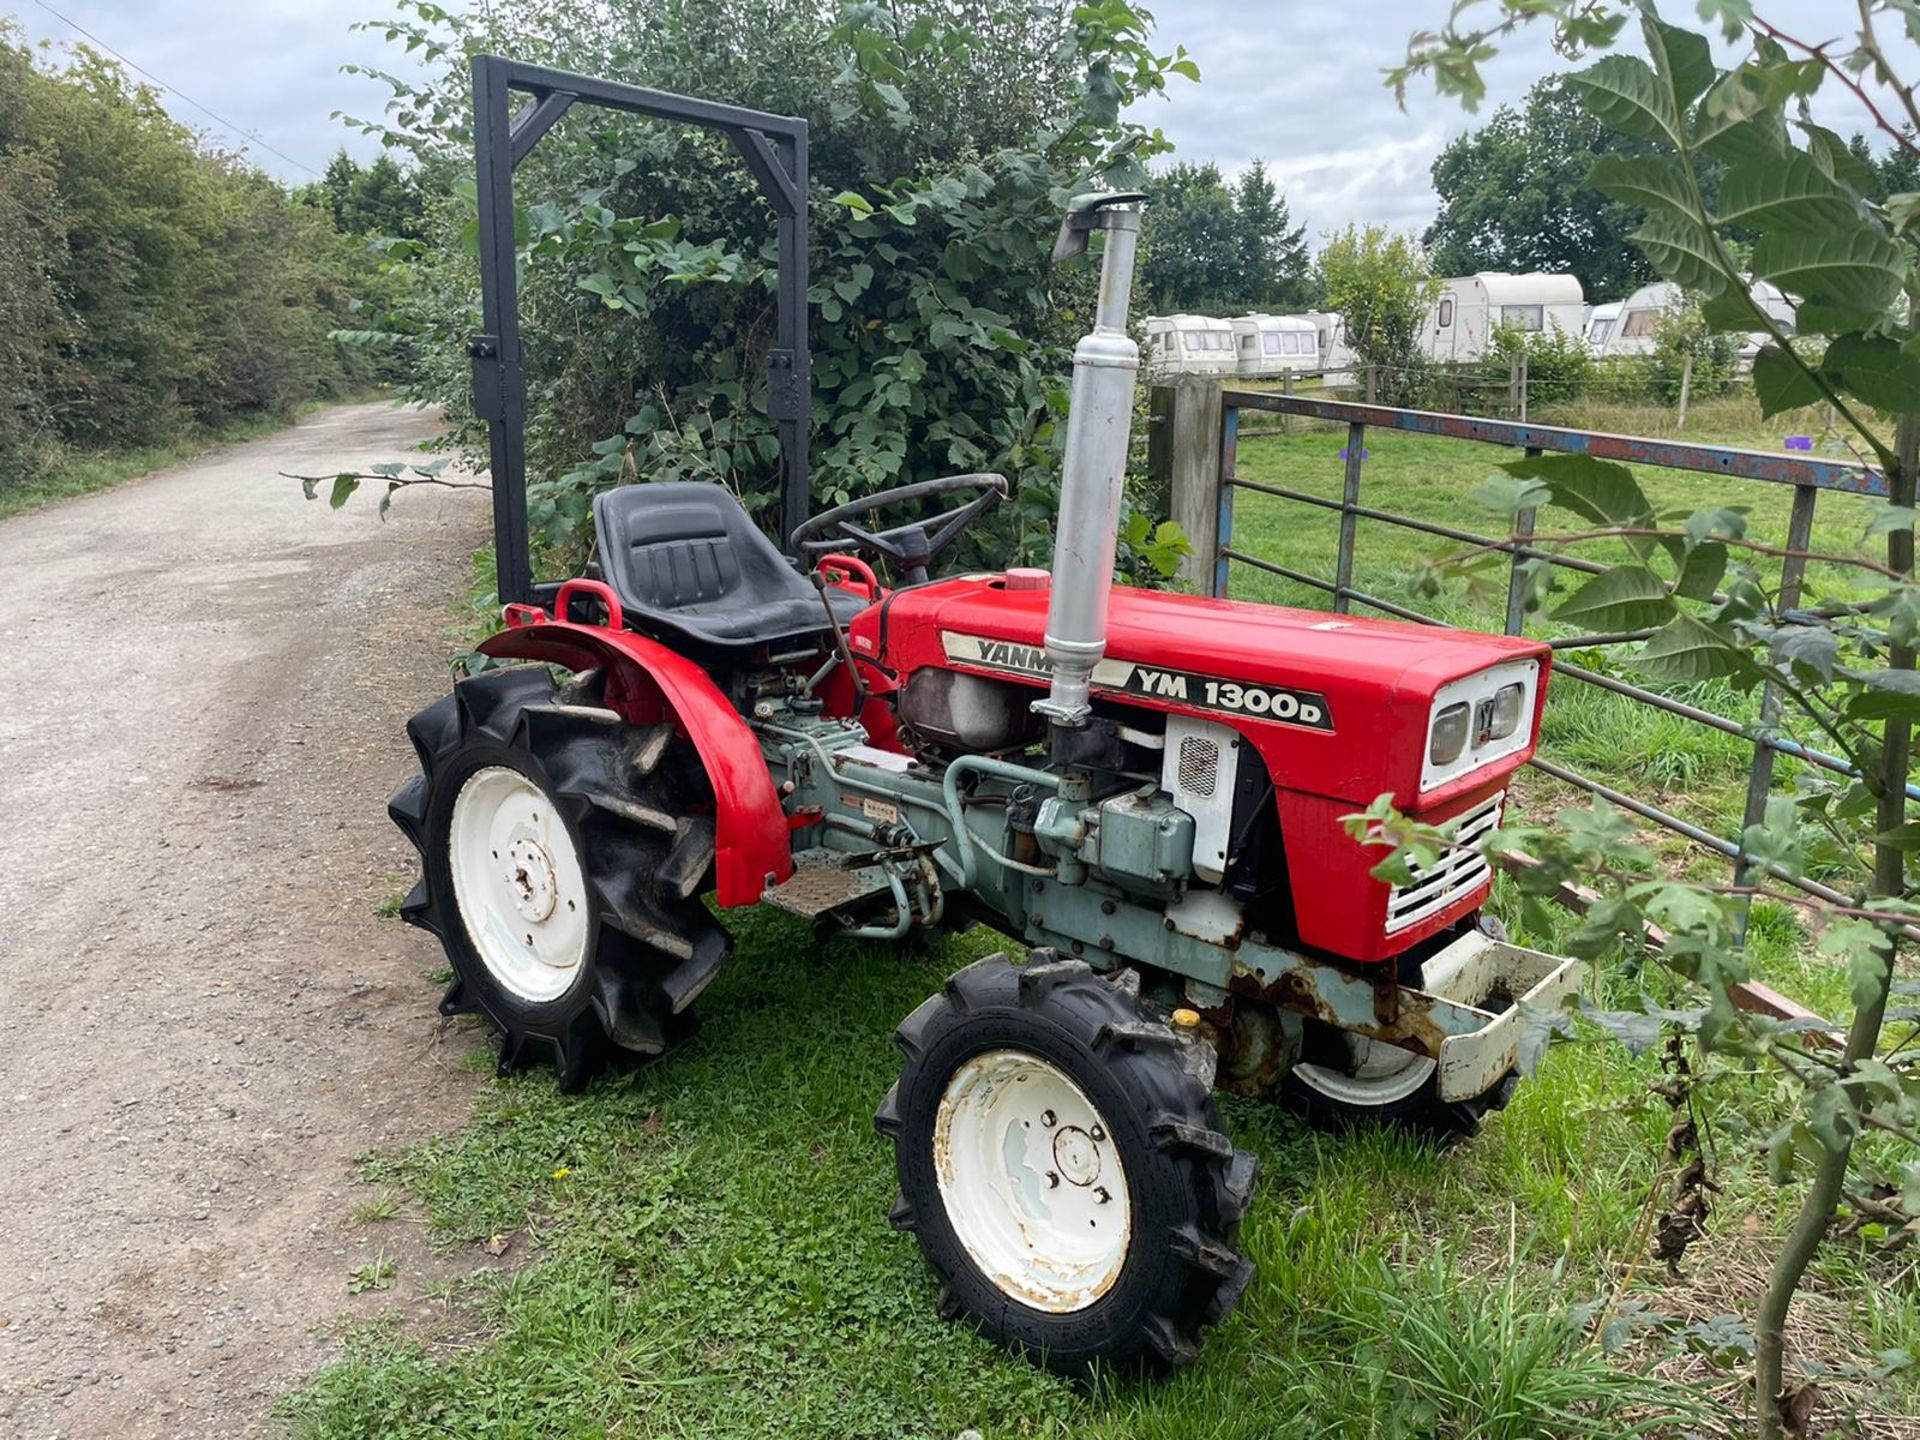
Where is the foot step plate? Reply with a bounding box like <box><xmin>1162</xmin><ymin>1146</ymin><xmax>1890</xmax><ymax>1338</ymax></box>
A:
<box><xmin>762</xmin><ymin>849</ymin><xmax>895</xmax><ymax>918</ymax></box>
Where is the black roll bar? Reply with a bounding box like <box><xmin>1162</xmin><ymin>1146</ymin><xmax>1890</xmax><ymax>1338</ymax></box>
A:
<box><xmin>468</xmin><ymin>55</ymin><xmax>811</xmax><ymax>606</ymax></box>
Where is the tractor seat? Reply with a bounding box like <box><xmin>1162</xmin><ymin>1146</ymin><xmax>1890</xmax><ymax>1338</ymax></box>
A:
<box><xmin>591</xmin><ymin>482</ymin><xmax>866</xmax><ymax>650</ymax></box>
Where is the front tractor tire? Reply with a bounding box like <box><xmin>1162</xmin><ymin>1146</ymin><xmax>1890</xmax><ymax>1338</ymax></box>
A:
<box><xmin>1283</xmin><ymin>1027</ymin><xmax>1516</xmax><ymax>1141</ymax></box>
<box><xmin>389</xmin><ymin>666</ymin><xmax>727</xmax><ymax>1091</ymax></box>
<box><xmin>876</xmin><ymin>954</ymin><xmax>1258</xmax><ymax>1373</ymax></box>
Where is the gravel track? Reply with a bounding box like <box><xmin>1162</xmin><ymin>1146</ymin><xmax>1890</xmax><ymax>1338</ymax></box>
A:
<box><xmin>0</xmin><ymin>401</ymin><xmax>491</xmax><ymax>1437</ymax></box>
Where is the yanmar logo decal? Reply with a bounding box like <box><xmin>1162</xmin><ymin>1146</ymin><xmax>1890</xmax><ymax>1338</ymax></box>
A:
<box><xmin>940</xmin><ymin>632</ymin><xmax>1333</xmax><ymax>731</ymax></box>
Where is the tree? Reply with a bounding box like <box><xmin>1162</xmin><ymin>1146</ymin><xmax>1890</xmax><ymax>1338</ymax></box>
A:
<box><xmin>299</xmin><ymin>150</ymin><xmax>425</xmax><ymax>238</ymax></box>
<box><xmin>1234</xmin><ymin>159</ymin><xmax>1311</xmax><ymax>308</ymax></box>
<box><xmin>1139</xmin><ymin>158</ymin><xmax>1312</xmax><ymax>313</ymax></box>
<box><xmin>1396</xmin><ymin>7</ymin><xmax>1920</xmax><ymax>1438</ymax></box>
<box><xmin>1846</xmin><ymin>128</ymin><xmax>1920</xmax><ymax>202</ymax></box>
<box><xmin>1140</xmin><ymin>161</ymin><xmax>1249</xmax><ymax>312</ymax></box>
<box><xmin>0</xmin><ymin>29</ymin><xmax>353</xmax><ymax>463</ymax></box>
<box><xmin>1425</xmin><ymin>76</ymin><xmax>1654</xmax><ymax>299</ymax></box>
<box><xmin>341</xmin><ymin>0</ymin><xmax>1196</xmax><ymax>572</ymax></box>
<box><xmin>1315</xmin><ymin>224</ymin><xmax>1438</xmax><ymax>403</ymax></box>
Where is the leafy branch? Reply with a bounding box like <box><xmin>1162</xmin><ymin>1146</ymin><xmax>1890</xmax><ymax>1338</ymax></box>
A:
<box><xmin>285</xmin><ymin>460</ymin><xmax>488</xmax><ymax>520</ymax></box>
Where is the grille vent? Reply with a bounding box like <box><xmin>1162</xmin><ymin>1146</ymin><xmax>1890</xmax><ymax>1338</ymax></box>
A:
<box><xmin>1384</xmin><ymin>793</ymin><xmax>1503</xmax><ymax>933</ymax></box>
<box><xmin>1176</xmin><ymin>735</ymin><xmax>1220</xmax><ymax>797</ymax></box>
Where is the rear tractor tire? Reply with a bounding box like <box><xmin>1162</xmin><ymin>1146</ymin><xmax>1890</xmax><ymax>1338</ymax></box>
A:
<box><xmin>876</xmin><ymin>953</ymin><xmax>1258</xmax><ymax>1373</ymax></box>
<box><xmin>389</xmin><ymin>665</ymin><xmax>728</xmax><ymax>1091</ymax></box>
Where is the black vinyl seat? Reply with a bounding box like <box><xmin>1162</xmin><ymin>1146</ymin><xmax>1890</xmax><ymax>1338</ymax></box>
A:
<box><xmin>591</xmin><ymin>482</ymin><xmax>865</xmax><ymax>650</ymax></box>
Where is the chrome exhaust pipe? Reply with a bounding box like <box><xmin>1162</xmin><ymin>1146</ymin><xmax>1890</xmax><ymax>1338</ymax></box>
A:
<box><xmin>1034</xmin><ymin>192</ymin><xmax>1146</xmax><ymax>729</ymax></box>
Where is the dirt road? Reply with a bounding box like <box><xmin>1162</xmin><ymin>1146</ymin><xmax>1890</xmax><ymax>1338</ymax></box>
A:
<box><xmin>0</xmin><ymin>402</ymin><xmax>491</xmax><ymax>1437</ymax></box>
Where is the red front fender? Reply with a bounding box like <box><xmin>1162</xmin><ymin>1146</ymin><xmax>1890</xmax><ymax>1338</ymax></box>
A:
<box><xmin>478</xmin><ymin>619</ymin><xmax>791</xmax><ymax>907</ymax></box>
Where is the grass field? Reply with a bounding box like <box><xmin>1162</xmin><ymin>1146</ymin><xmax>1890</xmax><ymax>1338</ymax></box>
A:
<box><xmin>280</xmin><ymin>398</ymin><xmax>1920</xmax><ymax>1440</ymax></box>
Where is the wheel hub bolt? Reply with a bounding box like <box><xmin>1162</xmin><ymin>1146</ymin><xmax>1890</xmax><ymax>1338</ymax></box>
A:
<box><xmin>1094</xmin><ymin>1186</ymin><xmax>1111</xmax><ymax>1205</ymax></box>
<box><xmin>505</xmin><ymin>837</ymin><xmax>558</xmax><ymax>923</ymax></box>
<box><xmin>1040</xmin><ymin>1109</ymin><xmax>1056</xmax><ymax>1128</ymax></box>
<box><xmin>1044</xmin><ymin>1170</ymin><xmax>1060</xmax><ymax>1188</ymax></box>
<box><xmin>1088</xmin><ymin>1124</ymin><xmax>1105</xmax><ymax>1143</ymax></box>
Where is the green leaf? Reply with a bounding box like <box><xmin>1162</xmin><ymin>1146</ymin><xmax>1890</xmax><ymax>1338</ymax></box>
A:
<box><xmin>1866</xmin><ymin>504</ymin><xmax>1919</xmax><ymax>536</ymax></box>
<box><xmin>1634</xmin><ymin>613</ymin><xmax>1761</xmax><ymax>685</ymax></box>
<box><xmin>1470</xmin><ymin>473</ymin><xmax>1551</xmax><ymax>519</ymax></box>
<box><xmin>329</xmin><ymin>476</ymin><xmax>359</xmax><ymax>510</ymax></box>
<box><xmin>1569</xmin><ymin>55</ymin><xmax>1681</xmax><ymax>147</ymax></box>
<box><xmin>1823</xmin><ymin>334</ymin><xmax>1920</xmax><ymax>414</ymax></box>
<box><xmin>1715</xmin><ymin>152</ymin><xmax>1862</xmax><ymax>233</ymax></box>
<box><xmin>1673</xmin><ymin>540</ymin><xmax>1728</xmax><ymax>601</ymax></box>
<box><xmin>1797</xmin><ymin>299</ymin><xmax>1885</xmax><ymax>336</ymax></box>
<box><xmin>1552</xmin><ymin>566</ymin><xmax>1675</xmax><ymax>630</ymax></box>
<box><xmin>1699</xmin><ymin>0</ymin><xmax>1753</xmax><ymax>41</ymax></box>
<box><xmin>1845</xmin><ymin>666</ymin><xmax>1920</xmax><ymax>721</ymax></box>
<box><xmin>1693</xmin><ymin>76</ymin><xmax>1790</xmax><ymax>164</ymax></box>
<box><xmin>1699</xmin><ymin>287</ymin><xmax>1763</xmax><ymax>332</ymax></box>
<box><xmin>1803</xmin><ymin>122</ymin><xmax>1883</xmax><ymax>197</ymax></box>
<box><xmin>1579</xmin><ymin>996</ymin><xmax>1665</xmax><ymax>1056</ymax></box>
<box><xmin>1644</xmin><ymin>16</ymin><xmax>1716</xmax><ymax>110</ymax></box>
<box><xmin>1751</xmin><ymin>225</ymin><xmax>1905</xmax><ymax>314</ymax></box>
<box><xmin>1502</xmin><ymin>453</ymin><xmax>1656</xmax><ymax>555</ymax></box>
<box><xmin>1768</xmin><ymin>624</ymin><xmax>1838</xmax><ymax>681</ymax></box>
<box><xmin>1585</xmin><ymin>154</ymin><xmax>1695</xmax><ymax>220</ymax></box>
<box><xmin>1631</xmin><ymin>212</ymin><xmax>1728</xmax><ymax>295</ymax></box>
<box><xmin>1168</xmin><ymin>57</ymin><xmax>1199</xmax><ymax>81</ymax></box>
<box><xmin>1751</xmin><ymin>345</ymin><xmax>1825</xmax><ymax>417</ymax></box>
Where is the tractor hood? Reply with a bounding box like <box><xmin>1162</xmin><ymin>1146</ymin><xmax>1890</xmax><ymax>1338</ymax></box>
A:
<box><xmin>850</xmin><ymin>572</ymin><xmax>1551</xmax><ymax>810</ymax></box>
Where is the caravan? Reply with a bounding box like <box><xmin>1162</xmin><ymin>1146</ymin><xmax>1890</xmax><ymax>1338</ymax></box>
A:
<box><xmin>1142</xmin><ymin>314</ymin><xmax>1238</xmax><ymax>377</ymax></box>
<box><xmin>1302</xmin><ymin>310</ymin><xmax>1357</xmax><ymax>377</ymax></box>
<box><xmin>1584</xmin><ymin>301</ymin><xmax>1621</xmax><ymax>350</ymax></box>
<box><xmin>1424</xmin><ymin>272</ymin><xmax>1587</xmax><ymax>361</ymax></box>
<box><xmin>1230</xmin><ymin>313</ymin><xmax>1321</xmax><ymax>379</ymax></box>
<box><xmin>1599</xmin><ymin>279</ymin><xmax>1797</xmax><ymax>358</ymax></box>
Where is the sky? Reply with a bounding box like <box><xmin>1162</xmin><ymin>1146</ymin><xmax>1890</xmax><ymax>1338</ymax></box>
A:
<box><xmin>1</xmin><ymin>0</ymin><xmax>1902</xmax><ymax>239</ymax></box>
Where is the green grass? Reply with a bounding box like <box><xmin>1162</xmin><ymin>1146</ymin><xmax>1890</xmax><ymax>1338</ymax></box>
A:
<box><xmin>0</xmin><ymin>396</ymin><xmax>370</xmax><ymax>522</ymax></box>
<box><xmin>277</xmin><ymin>906</ymin><xmax>1917</xmax><ymax>1439</ymax></box>
<box><xmin>279</xmin><ymin>395</ymin><xmax>1920</xmax><ymax>1437</ymax></box>
<box><xmin>284</xmin><ymin>908</ymin><xmax>1735</xmax><ymax>1440</ymax></box>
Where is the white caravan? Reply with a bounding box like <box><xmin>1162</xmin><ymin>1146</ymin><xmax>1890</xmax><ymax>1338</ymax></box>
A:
<box><xmin>1585</xmin><ymin>301</ymin><xmax>1622</xmax><ymax>350</ymax></box>
<box><xmin>1142</xmin><ymin>314</ymin><xmax>1238</xmax><ymax>377</ymax></box>
<box><xmin>1424</xmin><ymin>272</ymin><xmax>1587</xmax><ymax>361</ymax></box>
<box><xmin>1302</xmin><ymin>310</ymin><xmax>1357</xmax><ymax>377</ymax></box>
<box><xmin>1230</xmin><ymin>313</ymin><xmax>1321</xmax><ymax>379</ymax></box>
<box><xmin>1600</xmin><ymin>279</ymin><xmax>1798</xmax><ymax>358</ymax></box>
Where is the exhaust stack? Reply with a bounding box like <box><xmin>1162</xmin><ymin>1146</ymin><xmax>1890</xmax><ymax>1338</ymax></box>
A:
<box><xmin>1034</xmin><ymin>191</ymin><xmax>1147</xmax><ymax>730</ymax></box>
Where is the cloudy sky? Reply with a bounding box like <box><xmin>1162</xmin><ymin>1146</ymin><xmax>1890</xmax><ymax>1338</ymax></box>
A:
<box><xmin>2</xmin><ymin>0</ymin><xmax>1896</xmax><ymax>241</ymax></box>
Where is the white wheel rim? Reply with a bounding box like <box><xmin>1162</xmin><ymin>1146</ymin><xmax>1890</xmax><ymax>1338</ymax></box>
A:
<box><xmin>448</xmin><ymin>766</ymin><xmax>588</xmax><ymax>1004</ymax></box>
<box><xmin>933</xmin><ymin>1049</ymin><xmax>1131</xmax><ymax>1314</ymax></box>
<box><xmin>1292</xmin><ymin>1036</ymin><xmax>1436</xmax><ymax>1107</ymax></box>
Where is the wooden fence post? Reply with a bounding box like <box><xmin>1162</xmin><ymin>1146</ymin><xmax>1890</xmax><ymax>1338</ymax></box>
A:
<box><xmin>1154</xmin><ymin>378</ymin><xmax>1225</xmax><ymax>593</ymax></box>
<box><xmin>1676</xmin><ymin>351</ymin><xmax>1694</xmax><ymax>432</ymax></box>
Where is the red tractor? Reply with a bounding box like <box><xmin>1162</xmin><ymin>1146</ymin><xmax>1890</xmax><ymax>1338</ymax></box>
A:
<box><xmin>392</xmin><ymin>59</ymin><xmax>1580</xmax><ymax>1372</ymax></box>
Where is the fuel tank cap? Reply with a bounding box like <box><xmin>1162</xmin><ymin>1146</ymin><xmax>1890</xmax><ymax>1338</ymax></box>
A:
<box><xmin>1003</xmin><ymin>567</ymin><xmax>1050</xmax><ymax>591</ymax></box>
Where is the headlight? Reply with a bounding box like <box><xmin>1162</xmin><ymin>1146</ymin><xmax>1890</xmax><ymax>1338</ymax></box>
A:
<box><xmin>1479</xmin><ymin>683</ymin><xmax>1525</xmax><ymax>742</ymax></box>
<box><xmin>1429</xmin><ymin>702</ymin><xmax>1470</xmax><ymax>766</ymax></box>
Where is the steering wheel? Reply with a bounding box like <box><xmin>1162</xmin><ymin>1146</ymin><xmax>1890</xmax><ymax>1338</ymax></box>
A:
<box><xmin>789</xmin><ymin>473</ymin><xmax>1008</xmax><ymax>584</ymax></box>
